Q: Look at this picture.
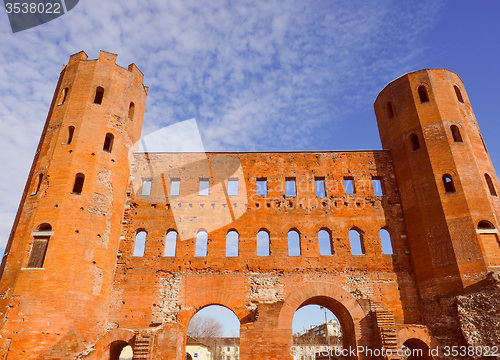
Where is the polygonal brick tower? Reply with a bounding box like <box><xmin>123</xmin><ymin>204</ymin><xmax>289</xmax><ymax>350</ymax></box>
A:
<box><xmin>0</xmin><ymin>51</ymin><xmax>147</xmax><ymax>358</ymax></box>
<box><xmin>374</xmin><ymin>69</ymin><xmax>500</xmax><ymax>349</ymax></box>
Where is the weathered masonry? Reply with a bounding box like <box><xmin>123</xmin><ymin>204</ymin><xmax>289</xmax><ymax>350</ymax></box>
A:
<box><xmin>0</xmin><ymin>51</ymin><xmax>499</xmax><ymax>359</ymax></box>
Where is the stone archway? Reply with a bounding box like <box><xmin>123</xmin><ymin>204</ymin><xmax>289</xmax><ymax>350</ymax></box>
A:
<box><xmin>403</xmin><ymin>338</ymin><xmax>432</xmax><ymax>360</ymax></box>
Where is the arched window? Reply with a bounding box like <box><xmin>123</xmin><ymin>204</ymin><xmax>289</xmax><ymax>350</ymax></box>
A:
<box><xmin>442</xmin><ymin>174</ymin><xmax>456</xmax><ymax>194</ymax></box>
<box><xmin>103</xmin><ymin>133</ymin><xmax>114</xmax><ymax>152</ymax></box>
<box><xmin>226</xmin><ymin>230</ymin><xmax>239</xmax><ymax>257</ymax></box>
<box><xmin>31</xmin><ymin>173</ymin><xmax>43</xmax><ymax>195</ymax></box>
<box><xmin>417</xmin><ymin>85</ymin><xmax>429</xmax><ymax>103</ymax></box>
<box><xmin>478</xmin><ymin>220</ymin><xmax>495</xmax><ymax>230</ymax></box>
<box><xmin>380</xmin><ymin>228</ymin><xmax>393</xmax><ymax>255</ymax></box>
<box><xmin>128</xmin><ymin>102</ymin><xmax>135</xmax><ymax>120</ymax></box>
<box><xmin>410</xmin><ymin>133</ymin><xmax>420</xmax><ymax>151</ymax></box>
<box><xmin>27</xmin><ymin>223</ymin><xmax>53</xmax><ymax>268</ymax></box>
<box><xmin>349</xmin><ymin>228</ymin><xmax>365</xmax><ymax>255</ymax></box>
<box><xmin>288</xmin><ymin>230</ymin><xmax>301</xmax><ymax>256</ymax></box>
<box><xmin>454</xmin><ymin>85</ymin><xmax>464</xmax><ymax>103</ymax></box>
<box><xmin>93</xmin><ymin>86</ymin><xmax>104</xmax><ymax>104</ymax></box>
<box><xmin>72</xmin><ymin>173</ymin><xmax>85</xmax><ymax>195</ymax></box>
<box><xmin>195</xmin><ymin>230</ymin><xmax>208</xmax><ymax>257</ymax></box>
<box><xmin>66</xmin><ymin>126</ymin><xmax>75</xmax><ymax>145</ymax></box>
<box><xmin>386</xmin><ymin>101</ymin><xmax>394</xmax><ymax>119</ymax></box>
<box><xmin>257</xmin><ymin>229</ymin><xmax>270</xmax><ymax>256</ymax></box>
<box><xmin>133</xmin><ymin>230</ymin><xmax>147</xmax><ymax>257</ymax></box>
<box><xmin>318</xmin><ymin>229</ymin><xmax>332</xmax><ymax>255</ymax></box>
<box><xmin>450</xmin><ymin>125</ymin><xmax>463</xmax><ymax>142</ymax></box>
<box><xmin>485</xmin><ymin>174</ymin><xmax>497</xmax><ymax>196</ymax></box>
<box><xmin>164</xmin><ymin>230</ymin><xmax>177</xmax><ymax>257</ymax></box>
<box><xmin>58</xmin><ymin>87</ymin><xmax>68</xmax><ymax>105</ymax></box>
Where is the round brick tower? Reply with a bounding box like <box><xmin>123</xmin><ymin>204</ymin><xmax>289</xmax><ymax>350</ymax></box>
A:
<box><xmin>375</xmin><ymin>69</ymin><xmax>500</xmax><ymax>348</ymax></box>
<box><xmin>0</xmin><ymin>51</ymin><xmax>147</xmax><ymax>358</ymax></box>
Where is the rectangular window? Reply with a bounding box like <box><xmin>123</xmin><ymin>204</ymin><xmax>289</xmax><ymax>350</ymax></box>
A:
<box><xmin>372</xmin><ymin>177</ymin><xmax>383</xmax><ymax>196</ymax></box>
<box><xmin>286</xmin><ymin>177</ymin><xmax>296</xmax><ymax>197</ymax></box>
<box><xmin>199</xmin><ymin>178</ymin><xmax>210</xmax><ymax>196</ymax></box>
<box><xmin>170</xmin><ymin>178</ymin><xmax>180</xmax><ymax>196</ymax></box>
<box><xmin>27</xmin><ymin>237</ymin><xmax>49</xmax><ymax>268</ymax></box>
<box><xmin>228</xmin><ymin>178</ymin><xmax>238</xmax><ymax>196</ymax></box>
<box><xmin>141</xmin><ymin>179</ymin><xmax>152</xmax><ymax>196</ymax></box>
<box><xmin>256</xmin><ymin>177</ymin><xmax>267</xmax><ymax>196</ymax></box>
<box><xmin>344</xmin><ymin>177</ymin><xmax>355</xmax><ymax>194</ymax></box>
<box><xmin>315</xmin><ymin>177</ymin><xmax>326</xmax><ymax>197</ymax></box>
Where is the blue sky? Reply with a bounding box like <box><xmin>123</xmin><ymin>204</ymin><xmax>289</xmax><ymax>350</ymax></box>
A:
<box><xmin>1</xmin><ymin>0</ymin><xmax>500</xmax><ymax>333</ymax></box>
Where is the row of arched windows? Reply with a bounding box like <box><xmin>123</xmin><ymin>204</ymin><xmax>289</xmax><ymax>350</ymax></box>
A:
<box><xmin>132</xmin><ymin>228</ymin><xmax>394</xmax><ymax>258</ymax></box>
<box><xmin>410</xmin><ymin>125</ymin><xmax>464</xmax><ymax>152</ymax></box>
<box><xmin>386</xmin><ymin>84</ymin><xmax>464</xmax><ymax>119</ymax></box>
<box><xmin>63</xmin><ymin>125</ymin><xmax>115</xmax><ymax>152</ymax></box>
<box><xmin>57</xmin><ymin>86</ymin><xmax>136</xmax><ymax>120</ymax></box>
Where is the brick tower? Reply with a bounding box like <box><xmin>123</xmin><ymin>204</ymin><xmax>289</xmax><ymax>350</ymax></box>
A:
<box><xmin>0</xmin><ymin>51</ymin><xmax>147</xmax><ymax>358</ymax></box>
<box><xmin>374</xmin><ymin>69</ymin><xmax>500</xmax><ymax>348</ymax></box>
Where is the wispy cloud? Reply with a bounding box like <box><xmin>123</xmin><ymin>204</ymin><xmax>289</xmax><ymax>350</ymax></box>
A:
<box><xmin>0</xmin><ymin>0</ymin><xmax>443</xmax><ymax>252</ymax></box>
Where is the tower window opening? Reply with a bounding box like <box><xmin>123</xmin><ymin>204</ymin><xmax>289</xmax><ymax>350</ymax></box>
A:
<box><xmin>315</xmin><ymin>177</ymin><xmax>326</xmax><ymax>197</ymax></box>
<box><xmin>226</xmin><ymin>230</ymin><xmax>239</xmax><ymax>257</ymax></box>
<box><xmin>72</xmin><ymin>173</ymin><xmax>85</xmax><ymax>195</ymax></box>
<box><xmin>195</xmin><ymin>230</ymin><xmax>208</xmax><ymax>257</ymax></box>
<box><xmin>66</xmin><ymin>126</ymin><xmax>75</xmax><ymax>145</ymax></box>
<box><xmin>128</xmin><ymin>102</ymin><xmax>135</xmax><ymax>120</ymax></box>
<box><xmin>450</xmin><ymin>125</ymin><xmax>463</xmax><ymax>143</ymax></box>
<box><xmin>318</xmin><ymin>229</ymin><xmax>333</xmax><ymax>255</ymax></box>
<box><xmin>480</xmin><ymin>135</ymin><xmax>489</xmax><ymax>153</ymax></box>
<box><xmin>349</xmin><ymin>228</ymin><xmax>365</xmax><ymax>255</ymax></box>
<box><xmin>288</xmin><ymin>230</ymin><xmax>301</xmax><ymax>256</ymax></box>
<box><xmin>141</xmin><ymin>179</ymin><xmax>152</xmax><ymax>196</ymax></box>
<box><xmin>442</xmin><ymin>174</ymin><xmax>456</xmax><ymax>194</ymax></box>
<box><xmin>257</xmin><ymin>229</ymin><xmax>270</xmax><ymax>256</ymax></box>
<box><xmin>485</xmin><ymin>173</ymin><xmax>497</xmax><ymax>196</ymax></box>
<box><xmin>93</xmin><ymin>86</ymin><xmax>104</xmax><ymax>104</ymax></box>
<box><xmin>286</xmin><ymin>177</ymin><xmax>297</xmax><ymax>197</ymax></box>
<box><xmin>478</xmin><ymin>220</ymin><xmax>495</xmax><ymax>230</ymax></box>
<box><xmin>164</xmin><ymin>230</ymin><xmax>177</xmax><ymax>257</ymax></box>
<box><xmin>372</xmin><ymin>177</ymin><xmax>383</xmax><ymax>196</ymax></box>
<box><xmin>133</xmin><ymin>230</ymin><xmax>147</xmax><ymax>257</ymax></box>
<box><xmin>454</xmin><ymin>85</ymin><xmax>464</xmax><ymax>103</ymax></box>
<box><xmin>417</xmin><ymin>85</ymin><xmax>429</xmax><ymax>103</ymax></box>
<box><xmin>344</xmin><ymin>177</ymin><xmax>355</xmax><ymax>194</ymax></box>
<box><xmin>256</xmin><ymin>177</ymin><xmax>267</xmax><ymax>196</ymax></box>
<box><xmin>380</xmin><ymin>228</ymin><xmax>393</xmax><ymax>255</ymax></box>
<box><xmin>410</xmin><ymin>133</ymin><xmax>421</xmax><ymax>151</ymax></box>
<box><xmin>27</xmin><ymin>224</ymin><xmax>53</xmax><ymax>268</ymax></box>
<box><xmin>387</xmin><ymin>101</ymin><xmax>394</xmax><ymax>119</ymax></box>
<box><xmin>31</xmin><ymin>173</ymin><xmax>43</xmax><ymax>195</ymax></box>
<box><xmin>58</xmin><ymin>87</ymin><xmax>68</xmax><ymax>105</ymax></box>
<box><xmin>170</xmin><ymin>178</ymin><xmax>180</xmax><ymax>196</ymax></box>
<box><xmin>103</xmin><ymin>133</ymin><xmax>114</xmax><ymax>152</ymax></box>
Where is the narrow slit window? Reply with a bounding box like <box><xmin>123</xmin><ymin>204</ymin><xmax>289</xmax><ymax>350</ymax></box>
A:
<box><xmin>72</xmin><ymin>173</ymin><xmax>85</xmax><ymax>195</ymax></box>
<box><xmin>58</xmin><ymin>87</ymin><xmax>68</xmax><ymax>105</ymax></box>
<box><xmin>286</xmin><ymin>177</ymin><xmax>296</xmax><ymax>197</ymax></box>
<box><xmin>480</xmin><ymin>135</ymin><xmax>488</xmax><ymax>153</ymax></box>
<box><xmin>288</xmin><ymin>230</ymin><xmax>301</xmax><ymax>256</ymax></box>
<box><xmin>164</xmin><ymin>231</ymin><xmax>177</xmax><ymax>257</ymax></box>
<box><xmin>485</xmin><ymin>174</ymin><xmax>497</xmax><ymax>196</ymax></box>
<box><xmin>199</xmin><ymin>179</ymin><xmax>210</xmax><ymax>196</ymax></box>
<box><xmin>227</xmin><ymin>178</ymin><xmax>238</xmax><ymax>196</ymax></box>
<box><xmin>454</xmin><ymin>85</ymin><xmax>464</xmax><ymax>103</ymax></box>
<box><xmin>387</xmin><ymin>101</ymin><xmax>394</xmax><ymax>119</ymax></box>
<box><xmin>418</xmin><ymin>85</ymin><xmax>429</xmax><ymax>103</ymax></box>
<box><xmin>318</xmin><ymin>229</ymin><xmax>332</xmax><ymax>256</ymax></box>
<box><xmin>380</xmin><ymin>229</ymin><xmax>393</xmax><ymax>255</ymax></box>
<box><xmin>257</xmin><ymin>230</ymin><xmax>270</xmax><ymax>256</ymax></box>
<box><xmin>410</xmin><ymin>133</ymin><xmax>421</xmax><ymax>151</ymax></box>
<box><xmin>32</xmin><ymin>173</ymin><xmax>43</xmax><ymax>195</ymax></box>
<box><xmin>450</xmin><ymin>125</ymin><xmax>463</xmax><ymax>143</ymax></box>
<box><xmin>103</xmin><ymin>133</ymin><xmax>114</xmax><ymax>152</ymax></box>
<box><xmin>315</xmin><ymin>177</ymin><xmax>326</xmax><ymax>197</ymax></box>
<box><xmin>372</xmin><ymin>177</ymin><xmax>383</xmax><ymax>196</ymax></box>
<box><xmin>128</xmin><ymin>102</ymin><xmax>135</xmax><ymax>120</ymax></box>
<box><xmin>141</xmin><ymin>179</ymin><xmax>152</xmax><ymax>196</ymax></box>
<box><xmin>170</xmin><ymin>178</ymin><xmax>180</xmax><ymax>196</ymax></box>
<box><xmin>67</xmin><ymin>126</ymin><xmax>75</xmax><ymax>145</ymax></box>
<box><xmin>344</xmin><ymin>177</ymin><xmax>355</xmax><ymax>194</ymax></box>
<box><xmin>349</xmin><ymin>229</ymin><xmax>365</xmax><ymax>255</ymax></box>
<box><xmin>195</xmin><ymin>230</ymin><xmax>208</xmax><ymax>257</ymax></box>
<box><xmin>27</xmin><ymin>224</ymin><xmax>52</xmax><ymax>268</ymax></box>
<box><xmin>93</xmin><ymin>86</ymin><xmax>104</xmax><ymax>104</ymax></box>
<box><xmin>133</xmin><ymin>230</ymin><xmax>147</xmax><ymax>257</ymax></box>
<box><xmin>442</xmin><ymin>174</ymin><xmax>456</xmax><ymax>194</ymax></box>
<box><xmin>226</xmin><ymin>230</ymin><xmax>239</xmax><ymax>257</ymax></box>
<box><xmin>256</xmin><ymin>177</ymin><xmax>267</xmax><ymax>196</ymax></box>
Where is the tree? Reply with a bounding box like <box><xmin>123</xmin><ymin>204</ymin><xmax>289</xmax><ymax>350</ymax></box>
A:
<box><xmin>187</xmin><ymin>315</ymin><xmax>223</xmax><ymax>339</ymax></box>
